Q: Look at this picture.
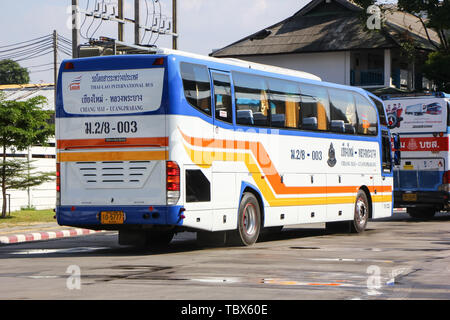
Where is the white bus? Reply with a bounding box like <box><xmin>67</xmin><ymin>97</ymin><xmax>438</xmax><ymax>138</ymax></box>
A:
<box><xmin>382</xmin><ymin>92</ymin><xmax>450</xmax><ymax>219</ymax></box>
<box><xmin>56</xmin><ymin>48</ymin><xmax>394</xmax><ymax>247</ymax></box>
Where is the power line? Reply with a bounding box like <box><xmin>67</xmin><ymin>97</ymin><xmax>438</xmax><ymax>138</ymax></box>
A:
<box><xmin>0</xmin><ymin>35</ymin><xmax>50</xmax><ymax>49</ymax></box>
<box><xmin>0</xmin><ymin>37</ymin><xmax>52</xmax><ymax>54</ymax></box>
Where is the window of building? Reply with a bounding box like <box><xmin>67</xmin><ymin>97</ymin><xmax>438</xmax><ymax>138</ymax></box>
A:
<box><xmin>267</xmin><ymin>78</ymin><xmax>301</xmax><ymax>129</ymax></box>
<box><xmin>299</xmin><ymin>84</ymin><xmax>330</xmax><ymax>131</ymax></box>
<box><xmin>180</xmin><ymin>62</ymin><xmax>211</xmax><ymax>116</ymax></box>
<box><xmin>212</xmin><ymin>72</ymin><xmax>233</xmax><ymax>124</ymax></box>
<box><xmin>354</xmin><ymin>94</ymin><xmax>378</xmax><ymax>135</ymax></box>
<box><xmin>329</xmin><ymin>88</ymin><xmax>357</xmax><ymax>134</ymax></box>
<box><xmin>233</xmin><ymin>72</ymin><xmax>269</xmax><ymax>127</ymax></box>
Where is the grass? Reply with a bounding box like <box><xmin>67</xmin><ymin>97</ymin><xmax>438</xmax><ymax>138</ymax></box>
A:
<box><xmin>0</xmin><ymin>209</ymin><xmax>55</xmax><ymax>227</ymax></box>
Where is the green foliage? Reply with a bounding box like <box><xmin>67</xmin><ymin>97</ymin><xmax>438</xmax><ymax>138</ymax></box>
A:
<box><xmin>0</xmin><ymin>94</ymin><xmax>55</xmax><ymax>218</ymax></box>
<box><xmin>397</xmin><ymin>0</ymin><xmax>450</xmax><ymax>40</ymax></box>
<box><xmin>2</xmin><ymin>159</ymin><xmax>54</xmax><ymax>191</ymax></box>
<box><xmin>0</xmin><ymin>95</ymin><xmax>54</xmax><ymax>151</ymax></box>
<box><xmin>423</xmin><ymin>51</ymin><xmax>450</xmax><ymax>92</ymax></box>
<box><xmin>352</xmin><ymin>0</ymin><xmax>450</xmax><ymax>90</ymax></box>
<box><xmin>0</xmin><ymin>59</ymin><xmax>30</xmax><ymax>85</ymax></box>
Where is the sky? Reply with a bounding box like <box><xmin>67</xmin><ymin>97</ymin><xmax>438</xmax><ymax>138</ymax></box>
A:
<box><xmin>0</xmin><ymin>0</ymin><xmax>312</xmax><ymax>84</ymax></box>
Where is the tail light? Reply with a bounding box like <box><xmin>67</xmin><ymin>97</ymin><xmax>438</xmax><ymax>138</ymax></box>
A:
<box><xmin>443</xmin><ymin>171</ymin><xmax>450</xmax><ymax>184</ymax></box>
<box><xmin>166</xmin><ymin>161</ymin><xmax>180</xmax><ymax>205</ymax></box>
<box><xmin>56</xmin><ymin>162</ymin><xmax>61</xmax><ymax>206</ymax></box>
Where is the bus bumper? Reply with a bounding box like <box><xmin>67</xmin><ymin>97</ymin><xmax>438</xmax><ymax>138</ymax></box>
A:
<box><xmin>394</xmin><ymin>190</ymin><xmax>450</xmax><ymax>209</ymax></box>
<box><xmin>56</xmin><ymin>205</ymin><xmax>185</xmax><ymax>229</ymax></box>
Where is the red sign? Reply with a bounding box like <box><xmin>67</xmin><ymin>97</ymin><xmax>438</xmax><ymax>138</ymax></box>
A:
<box><xmin>399</xmin><ymin>137</ymin><xmax>449</xmax><ymax>152</ymax></box>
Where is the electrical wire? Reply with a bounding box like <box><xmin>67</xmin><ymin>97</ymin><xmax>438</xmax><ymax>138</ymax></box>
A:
<box><xmin>79</xmin><ymin>0</ymin><xmax>91</xmax><ymax>40</ymax></box>
<box><xmin>0</xmin><ymin>41</ymin><xmax>53</xmax><ymax>60</ymax></box>
<box><xmin>90</xmin><ymin>0</ymin><xmax>106</xmax><ymax>39</ymax></box>
<box><xmin>0</xmin><ymin>36</ymin><xmax>52</xmax><ymax>54</ymax></box>
<box><xmin>141</xmin><ymin>0</ymin><xmax>150</xmax><ymax>43</ymax></box>
<box><xmin>151</xmin><ymin>0</ymin><xmax>162</xmax><ymax>46</ymax></box>
<box><xmin>85</xmin><ymin>0</ymin><xmax>100</xmax><ymax>39</ymax></box>
<box><xmin>146</xmin><ymin>0</ymin><xmax>157</xmax><ymax>45</ymax></box>
<box><xmin>0</xmin><ymin>34</ymin><xmax>50</xmax><ymax>49</ymax></box>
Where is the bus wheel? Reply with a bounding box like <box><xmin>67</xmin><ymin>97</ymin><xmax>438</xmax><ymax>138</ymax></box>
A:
<box><xmin>351</xmin><ymin>190</ymin><xmax>369</xmax><ymax>233</ymax></box>
<box><xmin>407</xmin><ymin>208</ymin><xmax>436</xmax><ymax>220</ymax></box>
<box><xmin>228</xmin><ymin>192</ymin><xmax>261</xmax><ymax>246</ymax></box>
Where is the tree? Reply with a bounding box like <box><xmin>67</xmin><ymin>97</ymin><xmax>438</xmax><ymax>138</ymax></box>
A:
<box><xmin>0</xmin><ymin>93</ymin><xmax>54</xmax><ymax>217</ymax></box>
<box><xmin>352</xmin><ymin>0</ymin><xmax>450</xmax><ymax>91</ymax></box>
<box><xmin>0</xmin><ymin>59</ymin><xmax>30</xmax><ymax>85</ymax></box>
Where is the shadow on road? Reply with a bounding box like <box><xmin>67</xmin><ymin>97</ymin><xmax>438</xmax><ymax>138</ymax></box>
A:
<box><xmin>1</xmin><ymin>211</ymin><xmax>449</xmax><ymax>258</ymax></box>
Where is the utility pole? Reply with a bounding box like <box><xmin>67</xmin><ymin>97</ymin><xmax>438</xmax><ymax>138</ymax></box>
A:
<box><xmin>135</xmin><ymin>0</ymin><xmax>141</xmax><ymax>45</ymax></box>
<box><xmin>53</xmin><ymin>30</ymin><xmax>58</xmax><ymax>105</ymax></box>
<box><xmin>72</xmin><ymin>0</ymin><xmax>80</xmax><ymax>58</ymax></box>
<box><xmin>118</xmin><ymin>0</ymin><xmax>124</xmax><ymax>41</ymax></box>
<box><xmin>172</xmin><ymin>0</ymin><xmax>177</xmax><ymax>49</ymax></box>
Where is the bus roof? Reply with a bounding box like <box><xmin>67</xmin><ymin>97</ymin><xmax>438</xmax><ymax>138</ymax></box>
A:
<box><xmin>155</xmin><ymin>47</ymin><xmax>322</xmax><ymax>82</ymax></box>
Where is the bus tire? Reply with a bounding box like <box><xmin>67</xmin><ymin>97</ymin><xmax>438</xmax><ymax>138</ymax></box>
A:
<box><xmin>228</xmin><ymin>192</ymin><xmax>261</xmax><ymax>246</ymax></box>
<box><xmin>407</xmin><ymin>207</ymin><xmax>436</xmax><ymax>220</ymax></box>
<box><xmin>351</xmin><ymin>190</ymin><xmax>369</xmax><ymax>233</ymax></box>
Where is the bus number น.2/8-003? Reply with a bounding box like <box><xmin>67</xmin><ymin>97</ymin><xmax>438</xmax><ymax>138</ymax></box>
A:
<box><xmin>84</xmin><ymin>121</ymin><xmax>137</xmax><ymax>134</ymax></box>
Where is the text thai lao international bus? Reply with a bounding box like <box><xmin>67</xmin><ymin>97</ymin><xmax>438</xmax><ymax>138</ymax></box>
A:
<box><xmin>381</xmin><ymin>92</ymin><xmax>450</xmax><ymax>219</ymax></box>
<box><xmin>56</xmin><ymin>49</ymin><xmax>394</xmax><ymax>247</ymax></box>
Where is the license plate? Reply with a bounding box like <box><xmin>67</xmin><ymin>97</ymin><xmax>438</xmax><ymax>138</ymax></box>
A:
<box><xmin>402</xmin><ymin>193</ymin><xmax>417</xmax><ymax>201</ymax></box>
<box><xmin>100</xmin><ymin>211</ymin><xmax>124</xmax><ymax>224</ymax></box>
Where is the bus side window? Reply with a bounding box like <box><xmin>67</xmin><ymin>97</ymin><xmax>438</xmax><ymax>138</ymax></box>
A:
<box><xmin>354</xmin><ymin>94</ymin><xmax>378</xmax><ymax>136</ymax></box>
<box><xmin>212</xmin><ymin>73</ymin><xmax>233</xmax><ymax>124</ymax></box>
<box><xmin>299</xmin><ymin>84</ymin><xmax>330</xmax><ymax>131</ymax></box>
<box><xmin>267</xmin><ymin>78</ymin><xmax>301</xmax><ymax>129</ymax></box>
<box><xmin>233</xmin><ymin>72</ymin><xmax>269</xmax><ymax>127</ymax></box>
<box><xmin>329</xmin><ymin>88</ymin><xmax>357</xmax><ymax>134</ymax></box>
<box><xmin>369</xmin><ymin>96</ymin><xmax>388</xmax><ymax>126</ymax></box>
<box><xmin>382</xmin><ymin>131</ymin><xmax>392</xmax><ymax>172</ymax></box>
<box><xmin>180</xmin><ymin>62</ymin><xmax>212</xmax><ymax>116</ymax></box>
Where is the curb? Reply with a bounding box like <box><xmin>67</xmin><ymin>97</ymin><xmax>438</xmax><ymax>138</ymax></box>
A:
<box><xmin>0</xmin><ymin>228</ymin><xmax>104</xmax><ymax>245</ymax></box>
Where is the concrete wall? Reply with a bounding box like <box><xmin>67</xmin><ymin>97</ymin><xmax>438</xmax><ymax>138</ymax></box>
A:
<box><xmin>237</xmin><ymin>51</ymin><xmax>351</xmax><ymax>85</ymax></box>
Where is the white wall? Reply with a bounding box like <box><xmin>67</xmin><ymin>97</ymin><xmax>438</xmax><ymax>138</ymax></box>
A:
<box><xmin>237</xmin><ymin>51</ymin><xmax>351</xmax><ymax>85</ymax></box>
<box><xmin>0</xmin><ymin>145</ymin><xmax>55</xmax><ymax>213</ymax></box>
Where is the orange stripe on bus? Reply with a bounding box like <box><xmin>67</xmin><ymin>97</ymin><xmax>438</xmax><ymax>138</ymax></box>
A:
<box><xmin>179</xmin><ymin>128</ymin><xmax>392</xmax><ymax>196</ymax></box>
<box><xmin>57</xmin><ymin>137</ymin><xmax>169</xmax><ymax>149</ymax></box>
<box><xmin>57</xmin><ymin>150</ymin><xmax>168</xmax><ymax>162</ymax></box>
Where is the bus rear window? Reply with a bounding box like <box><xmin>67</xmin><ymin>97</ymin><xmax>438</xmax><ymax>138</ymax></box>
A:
<box><xmin>180</xmin><ymin>62</ymin><xmax>211</xmax><ymax>116</ymax></box>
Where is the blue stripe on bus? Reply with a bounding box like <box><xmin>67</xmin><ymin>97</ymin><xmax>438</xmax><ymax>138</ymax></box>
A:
<box><xmin>56</xmin><ymin>205</ymin><xmax>184</xmax><ymax>226</ymax></box>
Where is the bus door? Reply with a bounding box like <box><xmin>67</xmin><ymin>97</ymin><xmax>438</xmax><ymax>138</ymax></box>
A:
<box><xmin>209</xmin><ymin>70</ymin><xmax>237</xmax><ymax>231</ymax></box>
<box><xmin>377</xmin><ymin>130</ymin><xmax>394</xmax><ymax>216</ymax></box>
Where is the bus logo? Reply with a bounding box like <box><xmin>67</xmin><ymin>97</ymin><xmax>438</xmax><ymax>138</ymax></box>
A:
<box><xmin>327</xmin><ymin>143</ymin><xmax>337</xmax><ymax>167</ymax></box>
<box><xmin>69</xmin><ymin>76</ymin><xmax>82</xmax><ymax>91</ymax></box>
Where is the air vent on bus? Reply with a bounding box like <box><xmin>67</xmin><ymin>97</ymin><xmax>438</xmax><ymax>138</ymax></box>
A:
<box><xmin>73</xmin><ymin>160</ymin><xmax>154</xmax><ymax>189</ymax></box>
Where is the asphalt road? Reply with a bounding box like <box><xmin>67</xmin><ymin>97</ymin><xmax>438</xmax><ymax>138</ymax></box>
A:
<box><xmin>0</xmin><ymin>211</ymin><xmax>449</xmax><ymax>301</ymax></box>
